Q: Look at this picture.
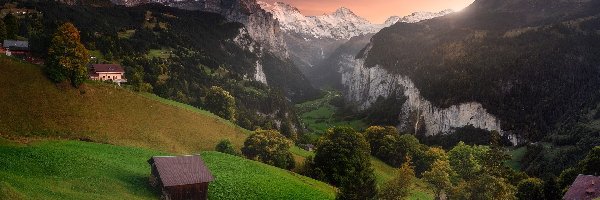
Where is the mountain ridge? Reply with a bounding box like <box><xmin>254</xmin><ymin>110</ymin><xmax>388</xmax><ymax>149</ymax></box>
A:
<box><xmin>259</xmin><ymin>1</ymin><xmax>453</xmax><ymax>40</ymax></box>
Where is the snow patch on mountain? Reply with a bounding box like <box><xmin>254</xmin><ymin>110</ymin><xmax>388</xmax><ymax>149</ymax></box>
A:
<box><xmin>384</xmin><ymin>9</ymin><xmax>454</xmax><ymax>25</ymax></box>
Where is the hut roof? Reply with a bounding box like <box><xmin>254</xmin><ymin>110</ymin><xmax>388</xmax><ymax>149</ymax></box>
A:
<box><xmin>3</xmin><ymin>40</ymin><xmax>29</xmax><ymax>51</ymax></box>
<box><xmin>148</xmin><ymin>155</ymin><xmax>215</xmax><ymax>187</ymax></box>
<box><xmin>564</xmin><ymin>174</ymin><xmax>600</xmax><ymax>200</ymax></box>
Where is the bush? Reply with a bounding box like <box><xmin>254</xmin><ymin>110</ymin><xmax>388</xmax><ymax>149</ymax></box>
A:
<box><xmin>215</xmin><ymin>139</ymin><xmax>239</xmax><ymax>156</ymax></box>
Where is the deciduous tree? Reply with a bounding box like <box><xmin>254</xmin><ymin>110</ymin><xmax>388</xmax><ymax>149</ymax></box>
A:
<box><xmin>241</xmin><ymin>130</ymin><xmax>294</xmax><ymax>169</ymax></box>
<box><xmin>423</xmin><ymin>155</ymin><xmax>453</xmax><ymax>199</ymax></box>
<box><xmin>380</xmin><ymin>158</ymin><xmax>416</xmax><ymax>200</ymax></box>
<box><xmin>46</xmin><ymin>23</ymin><xmax>90</xmax><ymax>87</ymax></box>
<box><xmin>516</xmin><ymin>178</ymin><xmax>545</xmax><ymax>200</ymax></box>
<box><xmin>448</xmin><ymin>142</ymin><xmax>488</xmax><ymax>180</ymax></box>
<box><xmin>311</xmin><ymin>127</ymin><xmax>377</xmax><ymax>200</ymax></box>
<box><xmin>205</xmin><ymin>86</ymin><xmax>236</xmax><ymax>121</ymax></box>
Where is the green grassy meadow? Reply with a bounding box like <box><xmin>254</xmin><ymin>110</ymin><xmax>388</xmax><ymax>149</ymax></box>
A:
<box><xmin>0</xmin><ymin>140</ymin><xmax>336</xmax><ymax>200</ymax></box>
<box><xmin>296</xmin><ymin>91</ymin><xmax>367</xmax><ymax>136</ymax></box>
<box><xmin>0</xmin><ymin>57</ymin><xmax>247</xmax><ymax>153</ymax></box>
<box><xmin>507</xmin><ymin>146</ymin><xmax>528</xmax><ymax>170</ymax></box>
<box><xmin>147</xmin><ymin>49</ymin><xmax>172</xmax><ymax>59</ymax></box>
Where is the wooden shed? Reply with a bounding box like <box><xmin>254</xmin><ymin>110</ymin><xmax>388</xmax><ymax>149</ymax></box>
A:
<box><xmin>563</xmin><ymin>174</ymin><xmax>600</xmax><ymax>200</ymax></box>
<box><xmin>148</xmin><ymin>155</ymin><xmax>215</xmax><ymax>200</ymax></box>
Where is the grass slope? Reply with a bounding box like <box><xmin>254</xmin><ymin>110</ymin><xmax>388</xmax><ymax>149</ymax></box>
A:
<box><xmin>0</xmin><ymin>140</ymin><xmax>336</xmax><ymax>199</ymax></box>
<box><xmin>0</xmin><ymin>57</ymin><xmax>247</xmax><ymax>153</ymax></box>
<box><xmin>289</xmin><ymin>143</ymin><xmax>433</xmax><ymax>200</ymax></box>
<box><xmin>296</xmin><ymin>91</ymin><xmax>367</xmax><ymax>136</ymax></box>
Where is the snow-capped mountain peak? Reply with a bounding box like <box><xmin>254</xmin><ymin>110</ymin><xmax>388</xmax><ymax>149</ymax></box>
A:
<box><xmin>385</xmin><ymin>9</ymin><xmax>455</xmax><ymax>26</ymax></box>
<box><xmin>259</xmin><ymin>2</ymin><xmax>453</xmax><ymax>40</ymax></box>
<box><xmin>332</xmin><ymin>7</ymin><xmax>356</xmax><ymax>17</ymax></box>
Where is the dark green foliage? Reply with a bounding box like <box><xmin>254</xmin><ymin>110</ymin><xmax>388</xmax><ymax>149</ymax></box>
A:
<box><xmin>29</xmin><ymin>1</ymin><xmax>312</xmax><ymax>135</ymax></box>
<box><xmin>481</xmin><ymin>131</ymin><xmax>512</xmax><ymax>178</ymax></box>
<box><xmin>579</xmin><ymin>146</ymin><xmax>600</xmax><ymax>175</ymax></box>
<box><xmin>516</xmin><ymin>178</ymin><xmax>545</xmax><ymax>200</ymax></box>
<box><xmin>241</xmin><ymin>130</ymin><xmax>295</xmax><ymax>170</ymax></box>
<box><xmin>363</xmin><ymin>126</ymin><xmax>398</xmax><ymax>164</ymax></box>
<box><xmin>557</xmin><ymin>167</ymin><xmax>579</xmax><ymax>193</ymax></box>
<box><xmin>25</xmin><ymin>16</ymin><xmax>48</xmax><ymax>56</ymax></box>
<box><xmin>215</xmin><ymin>139</ymin><xmax>239</xmax><ymax>156</ymax></box>
<box><xmin>542</xmin><ymin>176</ymin><xmax>562</xmax><ymax>200</ymax></box>
<box><xmin>0</xmin><ymin>20</ymin><xmax>6</xmax><ymax>41</ymax></box>
<box><xmin>309</xmin><ymin>127</ymin><xmax>377</xmax><ymax>200</ymax></box>
<box><xmin>361</xmin><ymin>92</ymin><xmax>406</xmax><ymax>126</ymax></box>
<box><xmin>448</xmin><ymin>142</ymin><xmax>487</xmax><ymax>180</ymax></box>
<box><xmin>398</xmin><ymin>135</ymin><xmax>430</xmax><ymax>175</ymax></box>
<box><xmin>360</xmin><ymin>2</ymin><xmax>600</xmax><ymax>144</ymax></box>
<box><xmin>3</xmin><ymin>13</ymin><xmax>18</xmax><ymax>39</ymax></box>
<box><xmin>205</xmin><ymin>86</ymin><xmax>236</xmax><ymax>121</ymax></box>
<box><xmin>421</xmin><ymin>125</ymin><xmax>512</xmax><ymax>149</ymax></box>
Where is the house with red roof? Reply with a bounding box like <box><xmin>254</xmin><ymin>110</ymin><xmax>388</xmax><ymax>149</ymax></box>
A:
<box><xmin>564</xmin><ymin>174</ymin><xmax>600</xmax><ymax>200</ymax></box>
<box><xmin>148</xmin><ymin>155</ymin><xmax>215</xmax><ymax>200</ymax></box>
<box><xmin>89</xmin><ymin>64</ymin><xmax>127</xmax><ymax>85</ymax></box>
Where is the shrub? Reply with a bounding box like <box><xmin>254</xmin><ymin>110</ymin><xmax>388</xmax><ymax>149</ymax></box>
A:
<box><xmin>216</xmin><ymin>139</ymin><xmax>239</xmax><ymax>156</ymax></box>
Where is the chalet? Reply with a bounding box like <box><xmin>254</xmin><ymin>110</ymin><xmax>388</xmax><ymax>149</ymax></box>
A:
<box><xmin>89</xmin><ymin>64</ymin><xmax>127</xmax><ymax>85</ymax></box>
<box><xmin>2</xmin><ymin>40</ymin><xmax>29</xmax><ymax>56</ymax></box>
<box><xmin>148</xmin><ymin>155</ymin><xmax>215</xmax><ymax>200</ymax></box>
<box><xmin>564</xmin><ymin>174</ymin><xmax>600</xmax><ymax>200</ymax></box>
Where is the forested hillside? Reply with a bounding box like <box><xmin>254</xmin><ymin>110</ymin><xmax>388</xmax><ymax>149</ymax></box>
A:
<box><xmin>16</xmin><ymin>0</ymin><xmax>318</xmax><ymax>138</ymax></box>
<box><xmin>356</xmin><ymin>0</ymin><xmax>600</xmax><ymax>175</ymax></box>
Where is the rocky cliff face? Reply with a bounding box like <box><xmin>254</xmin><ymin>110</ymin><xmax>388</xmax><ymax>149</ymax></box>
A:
<box><xmin>112</xmin><ymin>0</ymin><xmax>288</xmax><ymax>58</ymax></box>
<box><xmin>341</xmin><ymin>53</ymin><xmax>518</xmax><ymax>145</ymax></box>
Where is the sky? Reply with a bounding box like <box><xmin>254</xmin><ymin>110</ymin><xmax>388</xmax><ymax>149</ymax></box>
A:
<box><xmin>261</xmin><ymin>0</ymin><xmax>475</xmax><ymax>23</ymax></box>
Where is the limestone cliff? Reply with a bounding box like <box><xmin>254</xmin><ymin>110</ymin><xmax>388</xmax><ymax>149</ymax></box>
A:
<box><xmin>341</xmin><ymin>54</ymin><xmax>518</xmax><ymax>145</ymax></box>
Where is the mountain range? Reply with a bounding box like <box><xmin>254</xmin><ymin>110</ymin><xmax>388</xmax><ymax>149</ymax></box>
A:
<box><xmin>256</xmin><ymin>1</ymin><xmax>453</xmax><ymax>86</ymax></box>
<box><xmin>259</xmin><ymin>1</ymin><xmax>453</xmax><ymax>40</ymax></box>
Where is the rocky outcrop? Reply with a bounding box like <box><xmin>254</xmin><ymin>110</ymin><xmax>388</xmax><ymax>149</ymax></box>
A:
<box><xmin>341</xmin><ymin>55</ymin><xmax>518</xmax><ymax>145</ymax></box>
<box><xmin>254</xmin><ymin>60</ymin><xmax>267</xmax><ymax>85</ymax></box>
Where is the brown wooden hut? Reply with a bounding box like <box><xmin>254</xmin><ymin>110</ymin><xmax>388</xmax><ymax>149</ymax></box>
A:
<box><xmin>563</xmin><ymin>174</ymin><xmax>600</xmax><ymax>200</ymax></box>
<box><xmin>148</xmin><ymin>155</ymin><xmax>215</xmax><ymax>200</ymax></box>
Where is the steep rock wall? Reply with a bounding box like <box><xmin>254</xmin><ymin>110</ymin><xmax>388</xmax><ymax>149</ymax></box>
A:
<box><xmin>341</xmin><ymin>55</ymin><xmax>518</xmax><ymax>145</ymax></box>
